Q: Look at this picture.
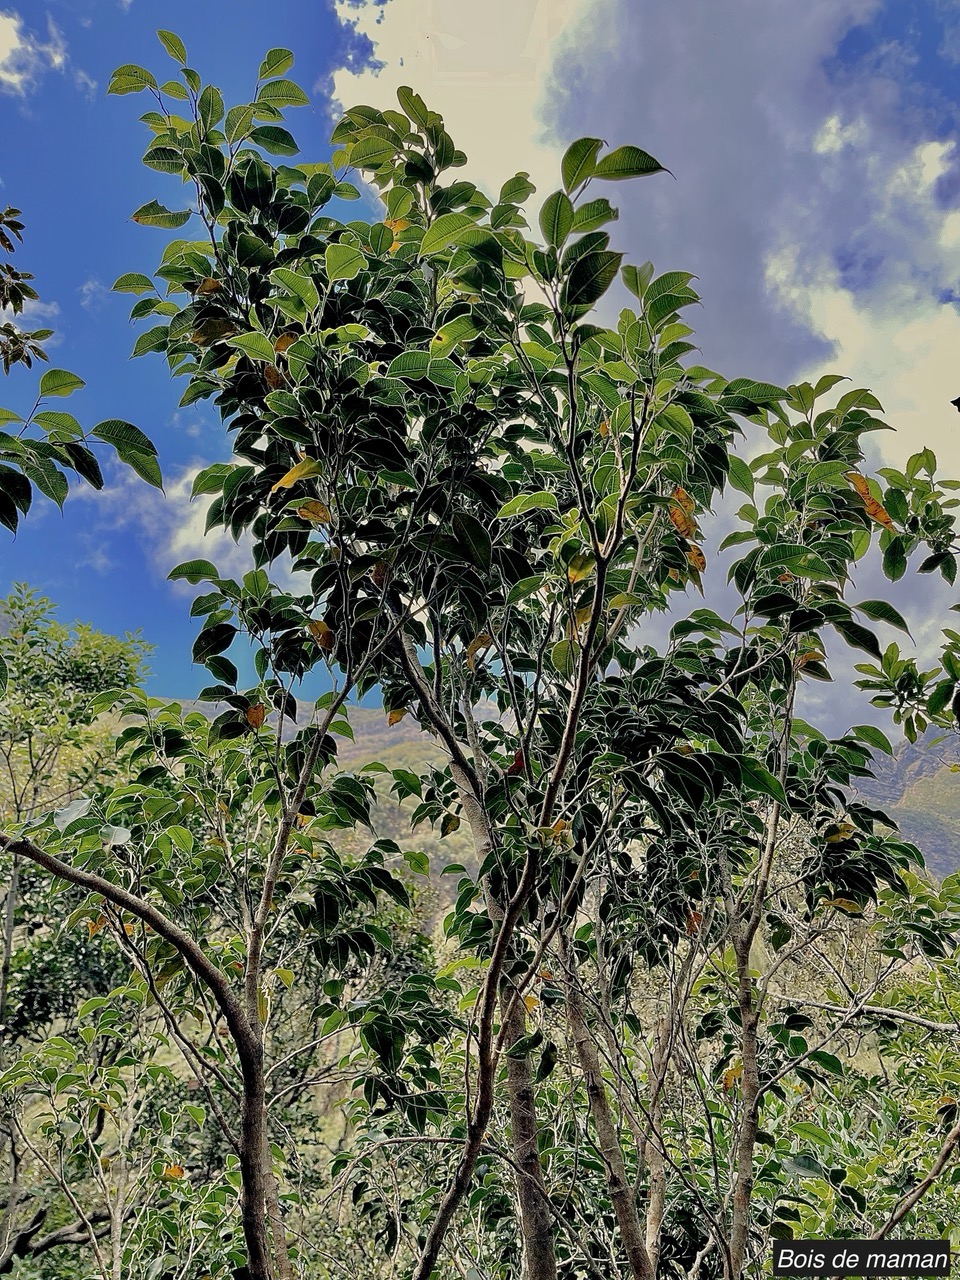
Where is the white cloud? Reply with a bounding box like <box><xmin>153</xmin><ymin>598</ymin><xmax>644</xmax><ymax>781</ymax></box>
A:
<box><xmin>0</xmin><ymin>11</ymin><xmax>66</xmax><ymax>96</ymax></box>
<box><xmin>79</xmin><ymin>278</ymin><xmax>109</xmax><ymax>312</ymax></box>
<box><xmin>766</xmin><ymin>134</ymin><xmax>960</xmax><ymax>474</ymax></box>
<box><xmin>330</xmin><ymin>0</ymin><xmax>597</xmax><ymax>203</ymax></box>
<box><xmin>74</xmin><ymin>462</ymin><xmax>257</xmax><ymax>585</ymax></box>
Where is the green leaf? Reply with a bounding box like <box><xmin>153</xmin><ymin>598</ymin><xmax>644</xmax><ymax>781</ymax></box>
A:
<box><xmin>430</xmin><ymin>314</ymin><xmax>480</xmax><ymax>356</ymax></box>
<box><xmin>131</xmin><ymin>200</ymin><xmax>192</xmax><ymax>229</ymax></box>
<box><xmin>349</xmin><ymin>135</ymin><xmax>397</xmax><ymax>168</ymax></box>
<box><xmin>193</xmin><ymin>623</ymin><xmax>238</xmax><ymax>664</ymax></box>
<box><xmin>227</xmin><ymin>332</ymin><xmax>276</xmax><ymax>362</ymax></box>
<box><xmin>832</xmin><ymin>618</ymin><xmax>882</xmax><ymax>660</ymax></box>
<box><xmin>727</xmin><ymin>455</ymin><xmax>755</xmax><ymax>498</ymax></box>
<box><xmin>397</xmin><ymin>85</ymin><xmax>430</xmax><ymax>129</ymax></box>
<box><xmin>91</xmin><ymin>420</ymin><xmax>158</xmax><ymax>457</ymax></box>
<box><xmin>563</xmin><ymin>250</ymin><xmax>623</xmax><ymax>309</ymax></box>
<box><xmin>108</xmin><ymin>63</ymin><xmax>158</xmax><ymax>95</ymax></box>
<box><xmin>250</xmin><ymin>126</ymin><xmax>299</xmax><ymax>156</ymax></box>
<box><xmin>593</xmin><ymin>144</ymin><xmax>664</xmax><ymax>181</ymax></box>
<box><xmin>257</xmin><ymin>78</ymin><xmax>310</xmax><ymax>108</ymax></box>
<box><xmin>854</xmin><ymin>599</ymin><xmax>911</xmax><ymax>635</ymax></box>
<box><xmin>722</xmin><ymin>378</ymin><xmax>788</xmax><ymax>404</ymax></box>
<box><xmin>571</xmin><ymin>197</ymin><xmax>619</xmax><ymax>233</ymax></box>
<box><xmin>561</xmin><ymin>137</ymin><xmax>602</xmax><ymax>192</ymax></box>
<box><xmin>112</xmin><ymin>272</ymin><xmax>155</xmax><ymax>295</ymax></box>
<box><xmin>0</xmin><ymin>408</ymin><xmax>23</xmax><ymax>426</ymax></box>
<box><xmin>850</xmin><ymin>724</ymin><xmax>894</xmax><ymax>755</ymax></box>
<box><xmin>452</xmin><ymin>511</ymin><xmax>492</xmax><ymax>571</ymax></box>
<box><xmin>39</xmin><ymin>369</ymin><xmax>85</xmax><ymax>398</ymax></box>
<box><xmin>757</xmin><ymin>543</ymin><xmax>833</xmax><ymax>580</ymax></box>
<box><xmin>325</xmin><ymin>243</ymin><xmax>366</xmax><ymax>283</ymax></box>
<box><xmin>259</xmin><ymin>48</ymin><xmax>294</xmax><ymax>80</ymax></box>
<box><xmin>882</xmin><ymin>535</ymin><xmax>907</xmax><ymax>582</ymax></box>
<box><xmin>387</xmin><ymin>351</ymin><xmax>430</xmax><ymax>380</ymax></box>
<box><xmin>621</xmin><ymin>261</ymin><xmax>654</xmax><ymax>301</ymax></box>
<box><xmin>157</xmin><ymin>30</ymin><xmax>187</xmax><ymax>64</ymax></box>
<box><xmin>507</xmin><ymin>575</ymin><xmax>545</xmax><ymax>604</ymax></box>
<box><xmin>783</xmin><ymin>1153</ymin><xmax>825</xmax><ymax>1179</ymax></box>
<box><xmin>496</xmin><ymin>492</ymin><xmax>559</xmax><ymax>518</ymax></box>
<box><xmin>270</xmin><ymin>267</ymin><xmax>320</xmax><ymax>311</ymax></box>
<box><xmin>0</xmin><ymin>650</ymin><xmax>7</xmax><ymax>698</ymax></box>
<box><xmin>539</xmin><ymin>190</ymin><xmax>575</xmax><ymax>248</ymax></box>
<box><xmin>420</xmin><ymin>212</ymin><xmax>476</xmax><ymax>257</ymax></box>
<box><xmin>551</xmin><ymin>639</ymin><xmax>578</xmax><ymax>677</ymax></box>
<box><xmin>168</xmin><ymin>559</ymin><xmax>220</xmax><ymax>584</ymax></box>
<box><xmin>736</xmin><ymin>756</ymin><xmax>788</xmax><ymax>805</ymax></box>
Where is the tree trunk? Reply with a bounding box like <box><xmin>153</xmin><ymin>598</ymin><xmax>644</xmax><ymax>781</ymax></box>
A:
<box><xmin>501</xmin><ymin>985</ymin><xmax>557</xmax><ymax>1280</ymax></box>
<box><xmin>561</xmin><ymin>935</ymin><xmax>653</xmax><ymax>1280</ymax></box>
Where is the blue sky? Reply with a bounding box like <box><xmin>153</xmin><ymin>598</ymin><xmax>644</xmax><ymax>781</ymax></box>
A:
<box><xmin>2</xmin><ymin>0</ymin><xmax>960</xmax><ymax>720</ymax></box>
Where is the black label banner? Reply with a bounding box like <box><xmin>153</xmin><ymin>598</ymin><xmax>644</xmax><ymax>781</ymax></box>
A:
<box><xmin>772</xmin><ymin>1241</ymin><xmax>951</xmax><ymax>1277</ymax></box>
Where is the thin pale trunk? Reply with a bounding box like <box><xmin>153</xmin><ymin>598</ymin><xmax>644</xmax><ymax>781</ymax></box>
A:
<box><xmin>238</xmin><ymin>1044</ymin><xmax>275</xmax><ymax>1280</ymax></box>
<box><xmin>561</xmin><ymin>936</ymin><xmax>653</xmax><ymax>1280</ymax></box>
<box><xmin>501</xmin><ymin>985</ymin><xmax>557</xmax><ymax>1280</ymax></box>
<box><xmin>0</xmin><ymin>851</ymin><xmax>18</xmax><ymax>1043</ymax></box>
<box><xmin>644</xmin><ymin>1017</ymin><xmax>669</xmax><ymax>1273</ymax></box>
<box><xmin>728</xmin><ymin>937</ymin><xmax>759</xmax><ymax>1280</ymax></box>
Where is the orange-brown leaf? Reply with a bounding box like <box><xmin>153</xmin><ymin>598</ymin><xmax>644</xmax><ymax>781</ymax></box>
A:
<box><xmin>274</xmin><ymin>332</ymin><xmax>298</xmax><ymax>354</ymax></box>
<box><xmin>163</xmin><ymin>1164</ymin><xmax>185</xmax><ymax>1179</ymax></box>
<box><xmin>387</xmin><ymin>707</ymin><xmax>408</xmax><ymax>727</ymax></box>
<box><xmin>686</xmin><ymin>544</ymin><xmax>706</xmax><ymax>572</ymax></box>
<box><xmin>847</xmin><ymin>471</ymin><xmax>894</xmax><ymax>530</ymax></box>
<box><xmin>196</xmin><ymin>277</ymin><xmax>222</xmax><ymax>295</ymax></box>
<box><xmin>308</xmin><ymin>619</ymin><xmax>334</xmax><ymax>650</ymax></box>
<box><xmin>722</xmin><ymin>1063</ymin><xmax>743</xmax><ymax>1092</ymax></box>
<box><xmin>87</xmin><ymin>916</ymin><xmax>106</xmax><ymax>938</ymax></box>
<box><xmin>246</xmin><ymin>703</ymin><xmax>266</xmax><ymax>729</ymax></box>
<box><xmin>685</xmin><ymin>908</ymin><xmax>703</xmax><ymax>936</ymax></box>
<box><xmin>264</xmin><ymin>365</ymin><xmax>284</xmax><ymax>390</ymax></box>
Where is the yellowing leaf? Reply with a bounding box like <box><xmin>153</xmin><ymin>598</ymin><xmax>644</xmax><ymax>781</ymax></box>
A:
<box><xmin>308</xmin><ymin>619</ymin><xmax>334</xmax><ymax>650</ymax></box>
<box><xmin>796</xmin><ymin>649</ymin><xmax>826</xmax><ymax>670</ymax></box>
<box><xmin>567</xmin><ymin>552</ymin><xmax>595</xmax><ymax>583</ymax></box>
<box><xmin>274</xmin><ymin>332</ymin><xmax>298</xmax><ymax>354</ymax></box>
<box><xmin>847</xmin><ymin>471</ymin><xmax>894</xmax><ymax>530</ymax></box>
<box><xmin>246</xmin><ymin>703</ymin><xmax>266</xmax><ymax>729</ymax></box>
<box><xmin>686</xmin><ymin>544</ymin><xmax>706</xmax><ymax>572</ymax></box>
<box><xmin>672</xmin><ymin>485</ymin><xmax>695</xmax><ymax>513</ymax></box>
<box><xmin>163</xmin><ymin>1164</ymin><xmax>185</xmax><ymax>1179</ymax></box>
<box><xmin>385</xmin><ymin>216</ymin><xmax>411</xmax><ymax>234</ymax></box>
<box><xmin>296</xmin><ymin>500</ymin><xmax>331</xmax><ymax>523</ymax></box>
<box><xmin>441</xmin><ymin>812</ymin><xmax>461</xmax><ymax>836</ymax></box>
<box><xmin>824</xmin><ymin>897</ymin><xmax>863</xmax><ymax>914</ymax></box>
<box><xmin>271</xmin><ymin>457</ymin><xmax>323</xmax><ymax>492</ymax></box>
<box><xmin>196</xmin><ymin>277</ymin><xmax>222</xmax><ymax>294</ymax></box>
<box><xmin>466</xmin><ymin>633</ymin><xmax>493</xmax><ymax>671</ymax></box>
<box><xmin>669</xmin><ymin>486</ymin><xmax>697</xmax><ymax>538</ymax></box>
<box><xmin>722</xmin><ymin>1063</ymin><xmax>743</xmax><ymax>1092</ymax></box>
<box><xmin>387</xmin><ymin>707</ymin><xmax>408</xmax><ymax>726</ymax></box>
<box><xmin>777</xmin><ymin>572</ymin><xmax>795</xmax><ymax>583</ymax></box>
<box><xmin>825</xmin><ymin>822</ymin><xmax>856</xmax><ymax>843</ymax></box>
<box><xmin>598</xmin><ymin>418</ymin><xmax>610</xmax><ymax>437</ymax></box>
<box><xmin>87</xmin><ymin>915</ymin><xmax>106</xmax><ymax>938</ymax></box>
<box><xmin>524</xmin><ymin>994</ymin><xmax>539</xmax><ymax>1013</ymax></box>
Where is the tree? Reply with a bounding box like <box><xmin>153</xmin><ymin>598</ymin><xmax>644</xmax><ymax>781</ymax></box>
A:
<box><xmin>5</xmin><ymin>28</ymin><xmax>960</xmax><ymax>1280</ymax></box>
<box><xmin>0</xmin><ymin>209</ymin><xmax>161</xmax><ymax>543</ymax></box>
